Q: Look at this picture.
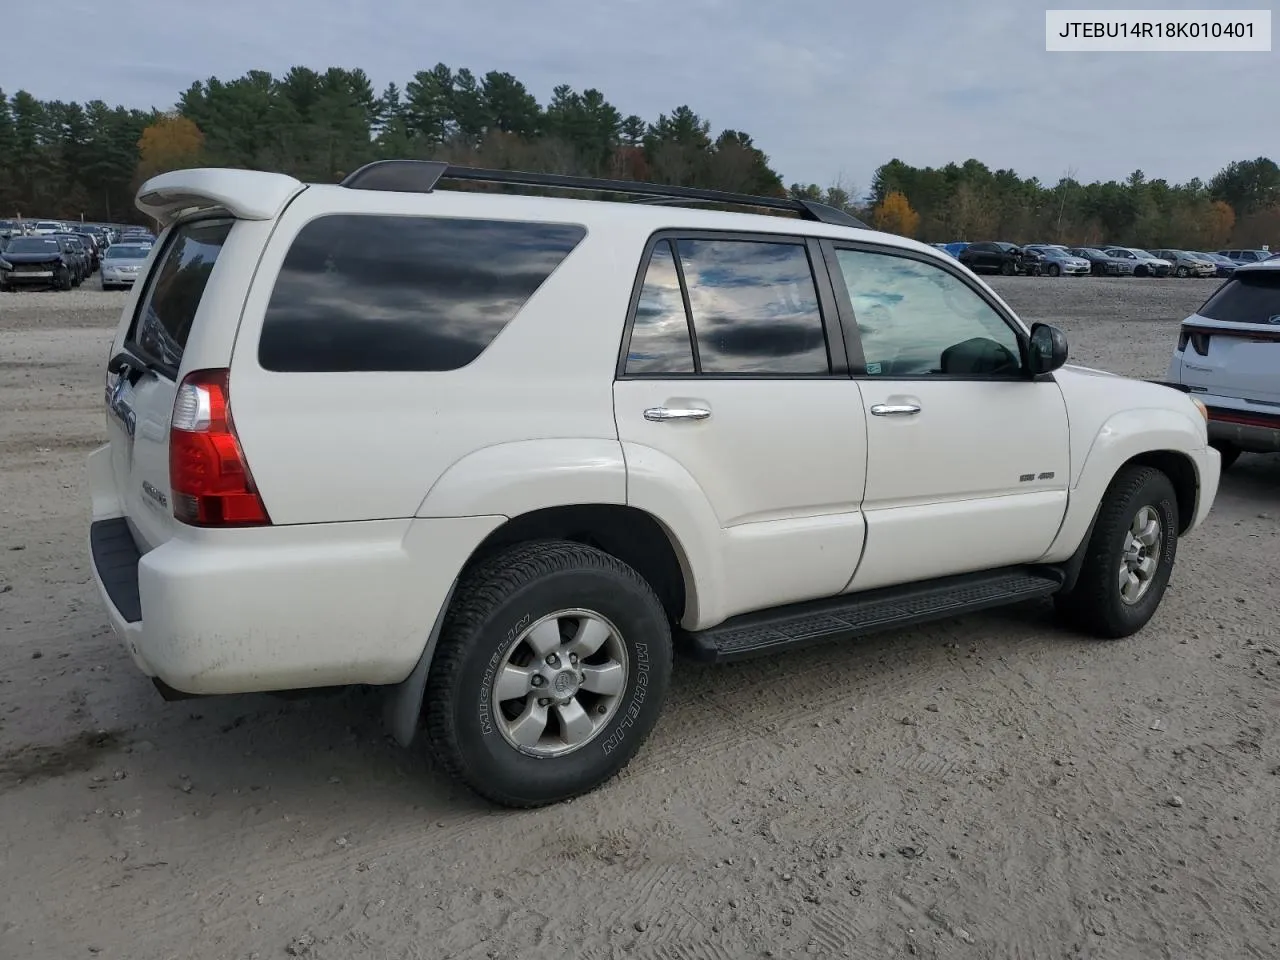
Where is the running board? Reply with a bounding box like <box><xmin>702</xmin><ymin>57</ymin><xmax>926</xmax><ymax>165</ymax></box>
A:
<box><xmin>682</xmin><ymin>567</ymin><xmax>1063</xmax><ymax>663</ymax></box>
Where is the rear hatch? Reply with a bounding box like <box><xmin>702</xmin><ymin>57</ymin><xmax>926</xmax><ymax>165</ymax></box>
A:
<box><xmin>105</xmin><ymin>218</ymin><xmax>236</xmax><ymax>550</ymax></box>
<box><xmin>1172</xmin><ymin>267</ymin><xmax>1280</xmax><ymax>407</ymax></box>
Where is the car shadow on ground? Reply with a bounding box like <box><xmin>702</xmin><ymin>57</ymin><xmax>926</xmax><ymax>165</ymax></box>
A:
<box><xmin>10</xmin><ymin>593</ymin><xmax>1102</xmax><ymax>822</ymax></box>
<box><xmin>1220</xmin><ymin>452</ymin><xmax>1280</xmax><ymax>503</ymax></box>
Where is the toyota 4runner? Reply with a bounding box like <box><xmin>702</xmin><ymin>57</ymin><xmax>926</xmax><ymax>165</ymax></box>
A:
<box><xmin>88</xmin><ymin>161</ymin><xmax>1221</xmax><ymax>808</ymax></box>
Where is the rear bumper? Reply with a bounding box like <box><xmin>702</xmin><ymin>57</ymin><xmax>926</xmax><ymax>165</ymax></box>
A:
<box><xmin>86</xmin><ymin>446</ymin><xmax>503</xmax><ymax>695</ymax></box>
<box><xmin>1206</xmin><ymin>406</ymin><xmax>1280</xmax><ymax>454</ymax></box>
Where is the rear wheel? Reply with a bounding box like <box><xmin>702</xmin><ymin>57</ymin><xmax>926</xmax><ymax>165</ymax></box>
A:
<box><xmin>1210</xmin><ymin>440</ymin><xmax>1241</xmax><ymax>471</ymax></box>
<box><xmin>424</xmin><ymin>539</ymin><xmax>673</xmax><ymax>808</ymax></box>
<box><xmin>1055</xmin><ymin>466</ymin><xmax>1179</xmax><ymax>639</ymax></box>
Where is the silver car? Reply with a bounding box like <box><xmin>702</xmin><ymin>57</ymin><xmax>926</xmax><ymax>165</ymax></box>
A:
<box><xmin>99</xmin><ymin>243</ymin><xmax>151</xmax><ymax>290</ymax></box>
<box><xmin>1151</xmin><ymin>249</ymin><xmax>1216</xmax><ymax>279</ymax></box>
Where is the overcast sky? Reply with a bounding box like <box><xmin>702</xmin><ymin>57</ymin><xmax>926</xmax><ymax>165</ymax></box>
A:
<box><xmin>5</xmin><ymin>0</ymin><xmax>1275</xmax><ymax>196</ymax></box>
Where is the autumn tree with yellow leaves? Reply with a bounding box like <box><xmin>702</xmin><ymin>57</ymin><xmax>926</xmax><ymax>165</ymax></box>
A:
<box><xmin>135</xmin><ymin>114</ymin><xmax>205</xmax><ymax>183</ymax></box>
<box><xmin>871</xmin><ymin>190</ymin><xmax>921</xmax><ymax>237</ymax></box>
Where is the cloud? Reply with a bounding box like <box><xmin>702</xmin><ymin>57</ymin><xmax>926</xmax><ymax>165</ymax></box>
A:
<box><xmin>3</xmin><ymin>0</ymin><xmax>1271</xmax><ymax>192</ymax></box>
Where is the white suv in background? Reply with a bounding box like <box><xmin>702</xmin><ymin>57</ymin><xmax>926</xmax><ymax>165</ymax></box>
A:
<box><xmin>88</xmin><ymin>161</ymin><xmax>1220</xmax><ymax>808</ymax></box>
<box><xmin>1166</xmin><ymin>257</ymin><xmax>1280</xmax><ymax>468</ymax></box>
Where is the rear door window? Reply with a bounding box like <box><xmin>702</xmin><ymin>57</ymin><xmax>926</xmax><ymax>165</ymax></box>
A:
<box><xmin>257</xmin><ymin>214</ymin><xmax>587</xmax><ymax>372</ymax></box>
<box><xmin>674</xmin><ymin>238</ymin><xmax>830</xmax><ymax>375</ymax></box>
<box><xmin>127</xmin><ymin>218</ymin><xmax>233</xmax><ymax>376</ymax></box>
<box><xmin>1197</xmin><ymin>271</ymin><xmax>1280</xmax><ymax>325</ymax></box>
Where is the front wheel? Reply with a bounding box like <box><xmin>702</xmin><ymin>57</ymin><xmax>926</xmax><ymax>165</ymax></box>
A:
<box><xmin>1000</xmin><ymin>260</ymin><xmax>1015</xmax><ymax>276</ymax></box>
<box><xmin>1047</xmin><ymin>263</ymin><xmax>1061</xmax><ymax>277</ymax></box>
<box><xmin>1055</xmin><ymin>465</ymin><xmax>1179</xmax><ymax>639</ymax></box>
<box><xmin>424</xmin><ymin>540</ymin><xmax>673</xmax><ymax>808</ymax></box>
<box><xmin>1176</xmin><ymin>266</ymin><xmax>1189</xmax><ymax>278</ymax></box>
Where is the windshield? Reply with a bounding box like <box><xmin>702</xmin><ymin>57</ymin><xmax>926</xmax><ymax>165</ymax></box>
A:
<box><xmin>105</xmin><ymin>245</ymin><xmax>150</xmax><ymax>260</ymax></box>
<box><xmin>7</xmin><ymin>237</ymin><xmax>61</xmax><ymax>254</ymax></box>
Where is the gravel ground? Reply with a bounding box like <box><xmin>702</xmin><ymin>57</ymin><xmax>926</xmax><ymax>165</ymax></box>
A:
<box><xmin>2</xmin><ymin>278</ymin><xmax>1278</xmax><ymax>960</ymax></box>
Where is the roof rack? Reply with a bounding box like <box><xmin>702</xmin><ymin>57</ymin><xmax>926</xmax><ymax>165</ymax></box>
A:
<box><xmin>338</xmin><ymin>160</ymin><xmax>868</xmax><ymax>229</ymax></box>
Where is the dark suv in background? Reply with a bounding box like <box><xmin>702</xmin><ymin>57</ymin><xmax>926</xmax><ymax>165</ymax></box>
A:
<box><xmin>958</xmin><ymin>241</ymin><xmax>1027</xmax><ymax>275</ymax></box>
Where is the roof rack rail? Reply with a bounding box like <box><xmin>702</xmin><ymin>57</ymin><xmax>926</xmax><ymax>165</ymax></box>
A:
<box><xmin>338</xmin><ymin>160</ymin><xmax>869</xmax><ymax>229</ymax></box>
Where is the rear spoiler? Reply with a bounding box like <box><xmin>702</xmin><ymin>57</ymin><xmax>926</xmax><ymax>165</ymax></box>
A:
<box><xmin>135</xmin><ymin>168</ymin><xmax>307</xmax><ymax>228</ymax></box>
<box><xmin>1146</xmin><ymin>380</ymin><xmax>1191</xmax><ymax>392</ymax></box>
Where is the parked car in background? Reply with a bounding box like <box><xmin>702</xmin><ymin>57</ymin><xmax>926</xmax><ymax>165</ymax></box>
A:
<box><xmin>1217</xmin><ymin>249</ymin><xmax>1272</xmax><ymax>265</ymax></box>
<box><xmin>99</xmin><ymin>243</ymin><xmax>151</xmax><ymax>290</ymax></box>
<box><xmin>76</xmin><ymin>231</ymin><xmax>103</xmax><ymax>271</ymax></box>
<box><xmin>1166</xmin><ymin>258</ymin><xmax>1280</xmax><ymax>469</ymax></box>
<box><xmin>1067</xmin><ymin>247</ymin><xmax>1137</xmax><ymax>276</ymax></box>
<box><xmin>1150</xmin><ymin>249</ymin><xmax>1216</xmax><ymax>279</ymax></box>
<box><xmin>1193</xmin><ymin>252</ymin><xmax>1238</xmax><ymax>278</ymax></box>
<box><xmin>31</xmin><ymin>220</ymin><xmax>65</xmax><ymax>235</ymax></box>
<box><xmin>1105</xmin><ymin>247</ymin><xmax>1172</xmax><ymax>277</ymax></box>
<box><xmin>1024</xmin><ymin>245</ymin><xmax>1091</xmax><ymax>276</ymax></box>
<box><xmin>940</xmin><ymin>241</ymin><xmax>969</xmax><ymax>259</ymax></box>
<box><xmin>0</xmin><ymin>235</ymin><xmax>77</xmax><ymax>290</ymax></box>
<box><xmin>958</xmin><ymin>240</ymin><xmax>1025</xmax><ymax>275</ymax></box>
<box><xmin>53</xmin><ymin>234</ymin><xmax>90</xmax><ymax>283</ymax></box>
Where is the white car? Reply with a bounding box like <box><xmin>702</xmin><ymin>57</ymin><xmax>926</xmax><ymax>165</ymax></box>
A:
<box><xmin>1105</xmin><ymin>247</ymin><xmax>1173</xmax><ymax>277</ymax></box>
<box><xmin>1165</xmin><ymin>258</ymin><xmax>1280</xmax><ymax>468</ymax></box>
<box><xmin>87</xmin><ymin>162</ymin><xmax>1220</xmax><ymax>807</ymax></box>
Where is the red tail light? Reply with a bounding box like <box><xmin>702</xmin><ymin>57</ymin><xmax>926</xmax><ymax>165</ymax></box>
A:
<box><xmin>169</xmin><ymin>369</ymin><xmax>270</xmax><ymax>526</ymax></box>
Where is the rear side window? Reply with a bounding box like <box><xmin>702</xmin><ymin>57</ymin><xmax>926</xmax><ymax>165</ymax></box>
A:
<box><xmin>257</xmin><ymin>214</ymin><xmax>587</xmax><ymax>373</ymax></box>
<box><xmin>624</xmin><ymin>241</ymin><xmax>695</xmax><ymax>374</ymax></box>
<box><xmin>128</xmin><ymin>218</ymin><xmax>233</xmax><ymax>374</ymax></box>
<box><xmin>1198</xmin><ymin>271</ymin><xmax>1280</xmax><ymax>325</ymax></box>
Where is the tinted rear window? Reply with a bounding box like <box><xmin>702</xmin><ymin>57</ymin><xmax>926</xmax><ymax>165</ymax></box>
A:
<box><xmin>257</xmin><ymin>214</ymin><xmax>587</xmax><ymax>373</ymax></box>
<box><xmin>127</xmin><ymin>218</ymin><xmax>233</xmax><ymax>374</ymax></box>
<box><xmin>1198</xmin><ymin>271</ymin><xmax>1280</xmax><ymax>325</ymax></box>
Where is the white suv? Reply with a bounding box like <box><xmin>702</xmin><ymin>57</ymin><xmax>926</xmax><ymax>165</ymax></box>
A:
<box><xmin>88</xmin><ymin>161</ymin><xmax>1221</xmax><ymax>807</ymax></box>
<box><xmin>1165</xmin><ymin>257</ymin><xmax>1280</xmax><ymax>468</ymax></box>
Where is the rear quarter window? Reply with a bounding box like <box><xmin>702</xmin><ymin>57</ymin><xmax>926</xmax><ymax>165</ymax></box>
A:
<box><xmin>127</xmin><ymin>218</ymin><xmax>234</xmax><ymax>374</ymax></box>
<box><xmin>256</xmin><ymin>214</ymin><xmax>587</xmax><ymax>373</ymax></box>
<box><xmin>1198</xmin><ymin>271</ymin><xmax>1280</xmax><ymax>325</ymax></box>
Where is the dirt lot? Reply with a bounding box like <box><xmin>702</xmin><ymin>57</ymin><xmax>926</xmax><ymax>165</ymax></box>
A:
<box><xmin>2</xmin><ymin>278</ymin><xmax>1278</xmax><ymax>960</ymax></box>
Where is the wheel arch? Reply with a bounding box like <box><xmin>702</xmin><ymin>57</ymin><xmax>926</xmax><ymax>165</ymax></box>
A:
<box><xmin>384</xmin><ymin>503</ymin><xmax>695</xmax><ymax>749</ymax></box>
<box><xmin>463</xmin><ymin>504</ymin><xmax>693</xmax><ymax>627</ymax></box>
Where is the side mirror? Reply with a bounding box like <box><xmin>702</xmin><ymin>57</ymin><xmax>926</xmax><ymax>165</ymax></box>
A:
<box><xmin>1028</xmin><ymin>323</ymin><xmax>1069</xmax><ymax>375</ymax></box>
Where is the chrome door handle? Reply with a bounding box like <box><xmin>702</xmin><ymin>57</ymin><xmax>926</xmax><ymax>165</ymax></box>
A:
<box><xmin>870</xmin><ymin>403</ymin><xmax>921</xmax><ymax>416</ymax></box>
<box><xmin>644</xmin><ymin>406</ymin><xmax>711</xmax><ymax>422</ymax></box>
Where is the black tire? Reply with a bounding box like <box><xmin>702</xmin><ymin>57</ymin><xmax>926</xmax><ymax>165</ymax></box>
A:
<box><xmin>424</xmin><ymin>539</ymin><xmax>673</xmax><ymax>808</ymax></box>
<box><xmin>1175</xmin><ymin>266</ymin><xmax>1189</xmax><ymax>278</ymax></box>
<box><xmin>1134</xmin><ymin>264</ymin><xmax>1148</xmax><ymax>278</ymax></box>
<box><xmin>56</xmin><ymin>267</ymin><xmax>73</xmax><ymax>291</ymax></box>
<box><xmin>1055</xmin><ymin>466</ymin><xmax>1179</xmax><ymax>639</ymax></box>
<box><xmin>1047</xmin><ymin>263</ymin><xmax>1061</xmax><ymax>277</ymax></box>
<box><xmin>1000</xmin><ymin>259</ymin><xmax>1015</xmax><ymax>276</ymax></box>
<box><xmin>1210</xmin><ymin>440</ymin><xmax>1241</xmax><ymax>471</ymax></box>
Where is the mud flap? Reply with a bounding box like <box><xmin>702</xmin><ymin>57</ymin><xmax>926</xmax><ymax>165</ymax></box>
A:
<box><xmin>382</xmin><ymin>580</ymin><xmax>457</xmax><ymax>747</ymax></box>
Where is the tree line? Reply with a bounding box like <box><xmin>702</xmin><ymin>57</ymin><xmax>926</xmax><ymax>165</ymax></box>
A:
<box><xmin>850</xmin><ymin>156</ymin><xmax>1279</xmax><ymax>249</ymax></box>
<box><xmin>0</xmin><ymin>63</ymin><xmax>1276</xmax><ymax>250</ymax></box>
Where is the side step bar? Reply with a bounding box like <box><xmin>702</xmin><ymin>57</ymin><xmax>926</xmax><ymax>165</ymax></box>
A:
<box><xmin>682</xmin><ymin>567</ymin><xmax>1063</xmax><ymax>663</ymax></box>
